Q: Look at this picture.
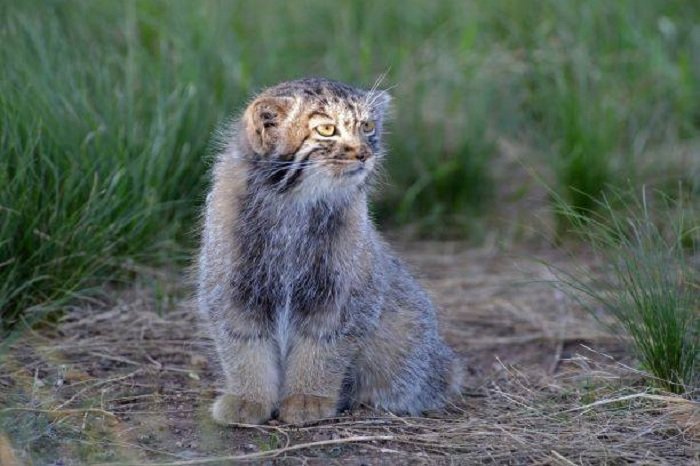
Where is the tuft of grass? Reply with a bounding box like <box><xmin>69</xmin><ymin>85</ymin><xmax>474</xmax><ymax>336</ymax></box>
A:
<box><xmin>1</xmin><ymin>1</ymin><xmax>230</xmax><ymax>329</ymax></box>
<box><xmin>551</xmin><ymin>187</ymin><xmax>699</xmax><ymax>394</ymax></box>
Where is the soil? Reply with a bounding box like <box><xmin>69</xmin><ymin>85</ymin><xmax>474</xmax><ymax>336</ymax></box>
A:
<box><xmin>1</xmin><ymin>242</ymin><xmax>697</xmax><ymax>465</ymax></box>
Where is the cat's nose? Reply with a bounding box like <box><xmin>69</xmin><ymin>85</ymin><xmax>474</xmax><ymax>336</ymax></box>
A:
<box><xmin>343</xmin><ymin>144</ymin><xmax>369</xmax><ymax>162</ymax></box>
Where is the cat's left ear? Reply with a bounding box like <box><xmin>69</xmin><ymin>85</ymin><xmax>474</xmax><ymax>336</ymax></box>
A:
<box><xmin>242</xmin><ymin>95</ymin><xmax>295</xmax><ymax>156</ymax></box>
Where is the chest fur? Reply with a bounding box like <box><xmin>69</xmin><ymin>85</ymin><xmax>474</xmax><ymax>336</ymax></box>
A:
<box><xmin>230</xmin><ymin>196</ymin><xmax>352</xmax><ymax>318</ymax></box>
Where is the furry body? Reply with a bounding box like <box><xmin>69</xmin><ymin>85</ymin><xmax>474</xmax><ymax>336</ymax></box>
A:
<box><xmin>197</xmin><ymin>78</ymin><xmax>460</xmax><ymax>424</ymax></box>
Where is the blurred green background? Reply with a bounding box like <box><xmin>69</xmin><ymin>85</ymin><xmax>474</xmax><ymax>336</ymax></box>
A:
<box><xmin>1</xmin><ymin>0</ymin><xmax>699</xmax><ymax>327</ymax></box>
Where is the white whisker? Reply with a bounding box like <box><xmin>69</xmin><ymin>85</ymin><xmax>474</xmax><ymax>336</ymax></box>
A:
<box><xmin>365</xmin><ymin>68</ymin><xmax>391</xmax><ymax>107</ymax></box>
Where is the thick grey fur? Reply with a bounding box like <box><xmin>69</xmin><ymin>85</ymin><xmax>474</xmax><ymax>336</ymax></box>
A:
<box><xmin>197</xmin><ymin>77</ymin><xmax>461</xmax><ymax>424</ymax></box>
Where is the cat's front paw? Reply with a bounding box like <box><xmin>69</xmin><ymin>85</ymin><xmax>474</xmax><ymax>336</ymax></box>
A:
<box><xmin>279</xmin><ymin>394</ymin><xmax>337</xmax><ymax>424</ymax></box>
<box><xmin>211</xmin><ymin>394</ymin><xmax>272</xmax><ymax>425</ymax></box>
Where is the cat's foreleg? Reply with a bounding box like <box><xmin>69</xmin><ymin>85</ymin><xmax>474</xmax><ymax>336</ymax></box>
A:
<box><xmin>279</xmin><ymin>334</ymin><xmax>349</xmax><ymax>424</ymax></box>
<box><xmin>210</xmin><ymin>318</ymin><xmax>280</xmax><ymax>425</ymax></box>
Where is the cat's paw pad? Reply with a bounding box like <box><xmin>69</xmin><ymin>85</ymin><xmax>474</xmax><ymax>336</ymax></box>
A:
<box><xmin>279</xmin><ymin>394</ymin><xmax>337</xmax><ymax>424</ymax></box>
<box><xmin>211</xmin><ymin>394</ymin><xmax>271</xmax><ymax>425</ymax></box>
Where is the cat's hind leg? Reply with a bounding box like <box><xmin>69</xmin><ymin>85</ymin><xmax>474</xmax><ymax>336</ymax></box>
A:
<box><xmin>353</xmin><ymin>308</ymin><xmax>461</xmax><ymax>415</ymax></box>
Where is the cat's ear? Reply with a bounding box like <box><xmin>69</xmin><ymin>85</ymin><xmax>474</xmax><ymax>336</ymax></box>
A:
<box><xmin>369</xmin><ymin>90</ymin><xmax>392</xmax><ymax>119</ymax></box>
<box><xmin>242</xmin><ymin>96</ymin><xmax>294</xmax><ymax>155</ymax></box>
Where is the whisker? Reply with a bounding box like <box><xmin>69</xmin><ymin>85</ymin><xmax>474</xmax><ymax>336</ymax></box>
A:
<box><xmin>229</xmin><ymin>156</ymin><xmax>321</xmax><ymax>167</ymax></box>
<box><xmin>366</xmin><ymin>81</ymin><xmax>398</xmax><ymax>108</ymax></box>
<box><xmin>365</xmin><ymin>69</ymin><xmax>391</xmax><ymax>106</ymax></box>
<box><xmin>255</xmin><ymin>162</ymin><xmax>329</xmax><ymax>179</ymax></box>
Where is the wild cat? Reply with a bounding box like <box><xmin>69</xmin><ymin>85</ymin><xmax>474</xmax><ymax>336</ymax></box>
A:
<box><xmin>197</xmin><ymin>77</ymin><xmax>461</xmax><ymax>425</ymax></box>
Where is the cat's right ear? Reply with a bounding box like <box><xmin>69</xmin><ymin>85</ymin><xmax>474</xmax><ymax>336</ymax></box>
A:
<box><xmin>373</xmin><ymin>90</ymin><xmax>392</xmax><ymax>117</ymax></box>
<box><xmin>242</xmin><ymin>96</ymin><xmax>294</xmax><ymax>156</ymax></box>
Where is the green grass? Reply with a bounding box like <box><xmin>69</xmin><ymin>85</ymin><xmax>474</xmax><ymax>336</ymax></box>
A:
<box><xmin>1</xmin><ymin>0</ymin><xmax>699</xmax><ymax>328</ymax></box>
<box><xmin>551</xmin><ymin>187</ymin><xmax>699</xmax><ymax>394</ymax></box>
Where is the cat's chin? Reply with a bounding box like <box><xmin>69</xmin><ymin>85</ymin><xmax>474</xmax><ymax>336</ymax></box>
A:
<box><xmin>292</xmin><ymin>172</ymin><xmax>368</xmax><ymax>203</ymax></box>
<box><xmin>342</xmin><ymin>165</ymin><xmax>365</xmax><ymax>177</ymax></box>
<box><xmin>334</xmin><ymin>168</ymin><xmax>371</xmax><ymax>189</ymax></box>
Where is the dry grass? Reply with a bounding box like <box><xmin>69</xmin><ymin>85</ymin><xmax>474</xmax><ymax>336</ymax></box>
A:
<box><xmin>1</xmin><ymin>243</ymin><xmax>697</xmax><ymax>464</ymax></box>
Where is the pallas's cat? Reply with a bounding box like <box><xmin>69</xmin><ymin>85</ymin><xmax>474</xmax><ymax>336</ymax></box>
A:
<box><xmin>197</xmin><ymin>78</ymin><xmax>461</xmax><ymax>425</ymax></box>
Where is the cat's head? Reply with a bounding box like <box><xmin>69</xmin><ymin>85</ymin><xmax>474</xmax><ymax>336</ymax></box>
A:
<box><xmin>239</xmin><ymin>77</ymin><xmax>390</xmax><ymax>198</ymax></box>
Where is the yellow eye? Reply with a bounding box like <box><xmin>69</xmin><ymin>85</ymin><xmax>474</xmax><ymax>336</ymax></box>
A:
<box><xmin>362</xmin><ymin>121</ymin><xmax>376</xmax><ymax>134</ymax></box>
<box><xmin>316</xmin><ymin>124</ymin><xmax>336</xmax><ymax>137</ymax></box>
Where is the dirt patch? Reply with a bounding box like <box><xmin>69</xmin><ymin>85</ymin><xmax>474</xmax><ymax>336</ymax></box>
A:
<box><xmin>1</xmin><ymin>243</ymin><xmax>697</xmax><ymax>464</ymax></box>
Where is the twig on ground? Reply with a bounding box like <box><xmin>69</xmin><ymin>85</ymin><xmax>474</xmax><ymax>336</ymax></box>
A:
<box><xmin>1</xmin><ymin>407</ymin><xmax>116</xmax><ymax>418</ymax></box>
<box><xmin>563</xmin><ymin>393</ymin><xmax>698</xmax><ymax>414</ymax></box>
<box><xmin>550</xmin><ymin>450</ymin><xmax>579</xmax><ymax>466</ymax></box>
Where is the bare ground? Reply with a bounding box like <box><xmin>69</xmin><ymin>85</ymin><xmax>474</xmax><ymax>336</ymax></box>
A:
<box><xmin>1</xmin><ymin>242</ymin><xmax>698</xmax><ymax>465</ymax></box>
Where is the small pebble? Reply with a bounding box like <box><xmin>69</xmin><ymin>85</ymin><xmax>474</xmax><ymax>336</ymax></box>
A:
<box><xmin>242</xmin><ymin>443</ymin><xmax>258</xmax><ymax>453</ymax></box>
